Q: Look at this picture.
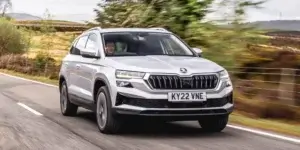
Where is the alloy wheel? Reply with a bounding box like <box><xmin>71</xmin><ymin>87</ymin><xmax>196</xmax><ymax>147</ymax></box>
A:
<box><xmin>97</xmin><ymin>92</ymin><xmax>107</xmax><ymax>129</ymax></box>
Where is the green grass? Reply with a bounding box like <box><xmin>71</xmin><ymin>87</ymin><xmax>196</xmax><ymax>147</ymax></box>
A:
<box><xmin>0</xmin><ymin>69</ymin><xmax>299</xmax><ymax>137</ymax></box>
<box><xmin>24</xmin><ymin>31</ymin><xmax>76</xmax><ymax>61</ymax></box>
<box><xmin>230</xmin><ymin>112</ymin><xmax>300</xmax><ymax>137</ymax></box>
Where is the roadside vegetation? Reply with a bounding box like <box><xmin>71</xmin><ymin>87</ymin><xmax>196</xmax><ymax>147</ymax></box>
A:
<box><xmin>0</xmin><ymin>0</ymin><xmax>300</xmax><ymax>136</ymax></box>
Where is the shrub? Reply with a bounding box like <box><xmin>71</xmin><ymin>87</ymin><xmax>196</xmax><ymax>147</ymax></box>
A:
<box><xmin>34</xmin><ymin>52</ymin><xmax>53</xmax><ymax>69</ymax></box>
<box><xmin>0</xmin><ymin>18</ymin><xmax>29</xmax><ymax>56</ymax></box>
<box><xmin>34</xmin><ymin>51</ymin><xmax>57</xmax><ymax>76</ymax></box>
<box><xmin>234</xmin><ymin>93</ymin><xmax>300</xmax><ymax>121</ymax></box>
<box><xmin>0</xmin><ymin>54</ymin><xmax>60</xmax><ymax>79</ymax></box>
<box><xmin>0</xmin><ymin>54</ymin><xmax>32</xmax><ymax>69</ymax></box>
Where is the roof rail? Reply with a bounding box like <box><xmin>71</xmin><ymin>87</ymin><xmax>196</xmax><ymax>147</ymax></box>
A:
<box><xmin>87</xmin><ymin>27</ymin><xmax>102</xmax><ymax>32</ymax></box>
<box><xmin>149</xmin><ymin>27</ymin><xmax>168</xmax><ymax>32</ymax></box>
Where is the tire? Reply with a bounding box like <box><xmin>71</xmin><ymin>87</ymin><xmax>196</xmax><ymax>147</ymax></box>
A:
<box><xmin>60</xmin><ymin>81</ymin><xmax>78</xmax><ymax>116</ymax></box>
<box><xmin>96</xmin><ymin>86</ymin><xmax>122</xmax><ymax>134</ymax></box>
<box><xmin>198</xmin><ymin>115</ymin><xmax>228</xmax><ymax>132</ymax></box>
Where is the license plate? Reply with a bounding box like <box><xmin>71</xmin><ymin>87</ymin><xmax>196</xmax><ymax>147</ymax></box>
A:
<box><xmin>168</xmin><ymin>92</ymin><xmax>207</xmax><ymax>102</ymax></box>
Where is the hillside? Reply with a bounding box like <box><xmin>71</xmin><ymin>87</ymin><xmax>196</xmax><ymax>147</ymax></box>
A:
<box><xmin>6</xmin><ymin>13</ymin><xmax>42</xmax><ymax>20</ymax></box>
<box><xmin>247</xmin><ymin>20</ymin><xmax>300</xmax><ymax>31</ymax></box>
<box><xmin>12</xmin><ymin>19</ymin><xmax>88</xmax><ymax>32</ymax></box>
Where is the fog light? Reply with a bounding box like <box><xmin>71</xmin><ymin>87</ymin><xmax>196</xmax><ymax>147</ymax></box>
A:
<box><xmin>116</xmin><ymin>81</ymin><xmax>133</xmax><ymax>88</ymax></box>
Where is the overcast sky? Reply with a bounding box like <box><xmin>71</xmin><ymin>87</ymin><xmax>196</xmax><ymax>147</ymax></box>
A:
<box><xmin>9</xmin><ymin>0</ymin><xmax>300</xmax><ymax>23</ymax></box>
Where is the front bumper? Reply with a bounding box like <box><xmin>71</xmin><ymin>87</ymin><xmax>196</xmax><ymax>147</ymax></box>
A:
<box><xmin>113</xmin><ymin>92</ymin><xmax>233</xmax><ymax>118</ymax></box>
<box><xmin>111</xmin><ymin>73</ymin><xmax>234</xmax><ymax>119</ymax></box>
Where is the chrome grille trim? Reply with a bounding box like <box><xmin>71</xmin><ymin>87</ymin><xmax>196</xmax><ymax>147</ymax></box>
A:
<box><xmin>146</xmin><ymin>74</ymin><xmax>219</xmax><ymax>90</ymax></box>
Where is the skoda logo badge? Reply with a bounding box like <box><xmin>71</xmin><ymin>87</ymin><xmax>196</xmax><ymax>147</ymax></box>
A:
<box><xmin>180</xmin><ymin>68</ymin><xmax>187</xmax><ymax>73</ymax></box>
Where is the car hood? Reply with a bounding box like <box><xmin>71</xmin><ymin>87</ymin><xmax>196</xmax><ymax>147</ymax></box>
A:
<box><xmin>106</xmin><ymin>56</ymin><xmax>224</xmax><ymax>74</ymax></box>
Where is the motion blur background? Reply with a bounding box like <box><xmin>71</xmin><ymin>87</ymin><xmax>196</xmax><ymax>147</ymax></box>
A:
<box><xmin>0</xmin><ymin>0</ymin><xmax>299</xmax><ymax>136</ymax></box>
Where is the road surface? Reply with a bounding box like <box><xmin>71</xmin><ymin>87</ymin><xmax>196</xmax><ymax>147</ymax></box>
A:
<box><xmin>0</xmin><ymin>73</ymin><xmax>299</xmax><ymax>150</ymax></box>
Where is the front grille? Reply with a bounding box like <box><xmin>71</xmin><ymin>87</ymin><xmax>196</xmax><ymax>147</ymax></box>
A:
<box><xmin>147</xmin><ymin>74</ymin><xmax>218</xmax><ymax>90</ymax></box>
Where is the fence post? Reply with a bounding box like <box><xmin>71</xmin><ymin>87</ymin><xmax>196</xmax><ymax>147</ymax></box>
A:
<box><xmin>278</xmin><ymin>68</ymin><xmax>296</xmax><ymax>105</ymax></box>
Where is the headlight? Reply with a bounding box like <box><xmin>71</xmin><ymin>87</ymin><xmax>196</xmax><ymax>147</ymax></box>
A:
<box><xmin>115</xmin><ymin>70</ymin><xmax>146</xmax><ymax>79</ymax></box>
<box><xmin>218</xmin><ymin>70</ymin><xmax>229</xmax><ymax>78</ymax></box>
<box><xmin>218</xmin><ymin>70</ymin><xmax>231</xmax><ymax>87</ymax></box>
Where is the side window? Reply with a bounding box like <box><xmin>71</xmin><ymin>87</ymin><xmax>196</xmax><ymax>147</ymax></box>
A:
<box><xmin>69</xmin><ymin>39</ymin><xmax>78</xmax><ymax>55</ymax></box>
<box><xmin>70</xmin><ymin>36</ymin><xmax>88</xmax><ymax>55</ymax></box>
<box><xmin>86</xmin><ymin>33</ymin><xmax>98</xmax><ymax>51</ymax></box>
<box><xmin>76</xmin><ymin>35</ymin><xmax>88</xmax><ymax>50</ymax></box>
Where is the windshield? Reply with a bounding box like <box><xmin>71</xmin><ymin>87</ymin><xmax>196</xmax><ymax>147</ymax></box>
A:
<box><xmin>102</xmin><ymin>32</ymin><xmax>196</xmax><ymax>57</ymax></box>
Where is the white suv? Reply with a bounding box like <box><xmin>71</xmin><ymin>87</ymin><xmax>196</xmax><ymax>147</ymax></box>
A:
<box><xmin>58</xmin><ymin>27</ymin><xmax>234</xmax><ymax>134</ymax></box>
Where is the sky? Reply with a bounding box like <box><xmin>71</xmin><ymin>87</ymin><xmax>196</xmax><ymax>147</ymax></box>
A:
<box><xmin>8</xmin><ymin>0</ymin><xmax>300</xmax><ymax>23</ymax></box>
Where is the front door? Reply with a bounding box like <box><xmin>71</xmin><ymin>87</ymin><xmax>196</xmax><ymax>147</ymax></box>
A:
<box><xmin>68</xmin><ymin>35</ymin><xmax>88</xmax><ymax>99</ymax></box>
<box><xmin>77</xmin><ymin>32</ymin><xmax>102</xmax><ymax>102</ymax></box>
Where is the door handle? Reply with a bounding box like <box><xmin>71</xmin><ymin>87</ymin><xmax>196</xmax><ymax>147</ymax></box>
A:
<box><xmin>76</xmin><ymin>64</ymin><xmax>81</xmax><ymax>69</ymax></box>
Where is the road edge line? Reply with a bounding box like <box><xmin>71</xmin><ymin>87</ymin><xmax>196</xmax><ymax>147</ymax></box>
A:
<box><xmin>17</xmin><ymin>102</ymin><xmax>43</xmax><ymax>116</ymax></box>
<box><xmin>227</xmin><ymin>125</ymin><xmax>300</xmax><ymax>144</ymax></box>
<box><xmin>0</xmin><ymin>72</ymin><xmax>58</xmax><ymax>88</ymax></box>
<box><xmin>1</xmin><ymin>72</ymin><xmax>300</xmax><ymax>144</ymax></box>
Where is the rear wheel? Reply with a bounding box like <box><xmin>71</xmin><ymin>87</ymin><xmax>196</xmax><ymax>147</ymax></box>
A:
<box><xmin>60</xmin><ymin>81</ymin><xmax>78</xmax><ymax>116</ymax></box>
<box><xmin>198</xmin><ymin>115</ymin><xmax>228</xmax><ymax>132</ymax></box>
<box><xmin>96</xmin><ymin>86</ymin><xmax>122</xmax><ymax>134</ymax></box>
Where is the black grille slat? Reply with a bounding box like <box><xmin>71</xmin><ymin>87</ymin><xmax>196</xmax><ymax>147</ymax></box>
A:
<box><xmin>174</xmin><ymin>76</ymin><xmax>178</xmax><ymax>89</ymax></box>
<box><xmin>168</xmin><ymin>76</ymin><xmax>172</xmax><ymax>89</ymax></box>
<box><xmin>157</xmin><ymin>76</ymin><xmax>162</xmax><ymax>89</ymax></box>
<box><xmin>147</xmin><ymin>74</ymin><xmax>218</xmax><ymax>90</ymax></box>
<box><xmin>195</xmin><ymin>76</ymin><xmax>199</xmax><ymax>89</ymax></box>
<box><xmin>162</xmin><ymin>76</ymin><xmax>167</xmax><ymax>89</ymax></box>
<box><xmin>149</xmin><ymin>77</ymin><xmax>154</xmax><ymax>88</ymax></box>
<box><xmin>209</xmin><ymin>76</ymin><xmax>212</xmax><ymax>88</ymax></box>
<box><xmin>205</xmin><ymin>76</ymin><xmax>208</xmax><ymax>88</ymax></box>
<box><xmin>200</xmin><ymin>76</ymin><xmax>204</xmax><ymax>88</ymax></box>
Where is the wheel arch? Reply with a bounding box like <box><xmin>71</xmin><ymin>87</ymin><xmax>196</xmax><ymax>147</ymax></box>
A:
<box><xmin>93</xmin><ymin>76</ymin><xmax>112</xmax><ymax>104</ymax></box>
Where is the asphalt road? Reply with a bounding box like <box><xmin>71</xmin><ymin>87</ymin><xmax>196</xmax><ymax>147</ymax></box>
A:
<box><xmin>0</xmin><ymin>74</ymin><xmax>299</xmax><ymax>150</ymax></box>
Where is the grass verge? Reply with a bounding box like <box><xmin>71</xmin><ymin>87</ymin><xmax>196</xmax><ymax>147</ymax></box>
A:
<box><xmin>230</xmin><ymin>112</ymin><xmax>300</xmax><ymax>137</ymax></box>
<box><xmin>0</xmin><ymin>69</ymin><xmax>299</xmax><ymax>137</ymax></box>
<box><xmin>0</xmin><ymin>69</ymin><xmax>58</xmax><ymax>86</ymax></box>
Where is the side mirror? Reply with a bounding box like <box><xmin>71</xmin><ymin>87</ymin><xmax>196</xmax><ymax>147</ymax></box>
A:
<box><xmin>81</xmin><ymin>48</ymin><xmax>100</xmax><ymax>59</ymax></box>
<box><xmin>192</xmin><ymin>48</ymin><xmax>203</xmax><ymax>57</ymax></box>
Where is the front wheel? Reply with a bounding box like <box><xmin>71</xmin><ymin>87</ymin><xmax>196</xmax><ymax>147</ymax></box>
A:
<box><xmin>96</xmin><ymin>86</ymin><xmax>122</xmax><ymax>134</ymax></box>
<box><xmin>198</xmin><ymin>115</ymin><xmax>228</xmax><ymax>132</ymax></box>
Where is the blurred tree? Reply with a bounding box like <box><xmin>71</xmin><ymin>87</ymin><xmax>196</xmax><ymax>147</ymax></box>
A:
<box><xmin>0</xmin><ymin>18</ymin><xmax>29</xmax><ymax>56</ymax></box>
<box><xmin>93</xmin><ymin>0</ymin><xmax>266</xmax><ymax>66</ymax></box>
<box><xmin>0</xmin><ymin>0</ymin><xmax>12</xmax><ymax>17</ymax></box>
<box><xmin>94</xmin><ymin>0</ymin><xmax>214</xmax><ymax>41</ymax></box>
<box><xmin>94</xmin><ymin>0</ymin><xmax>149</xmax><ymax>28</ymax></box>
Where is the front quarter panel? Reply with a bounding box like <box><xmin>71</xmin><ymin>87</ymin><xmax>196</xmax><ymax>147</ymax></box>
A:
<box><xmin>93</xmin><ymin>64</ymin><xmax>117</xmax><ymax>104</ymax></box>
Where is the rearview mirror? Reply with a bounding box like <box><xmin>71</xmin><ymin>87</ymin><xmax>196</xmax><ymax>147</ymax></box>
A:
<box><xmin>81</xmin><ymin>48</ymin><xmax>100</xmax><ymax>59</ymax></box>
<box><xmin>192</xmin><ymin>48</ymin><xmax>203</xmax><ymax>57</ymax></box>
